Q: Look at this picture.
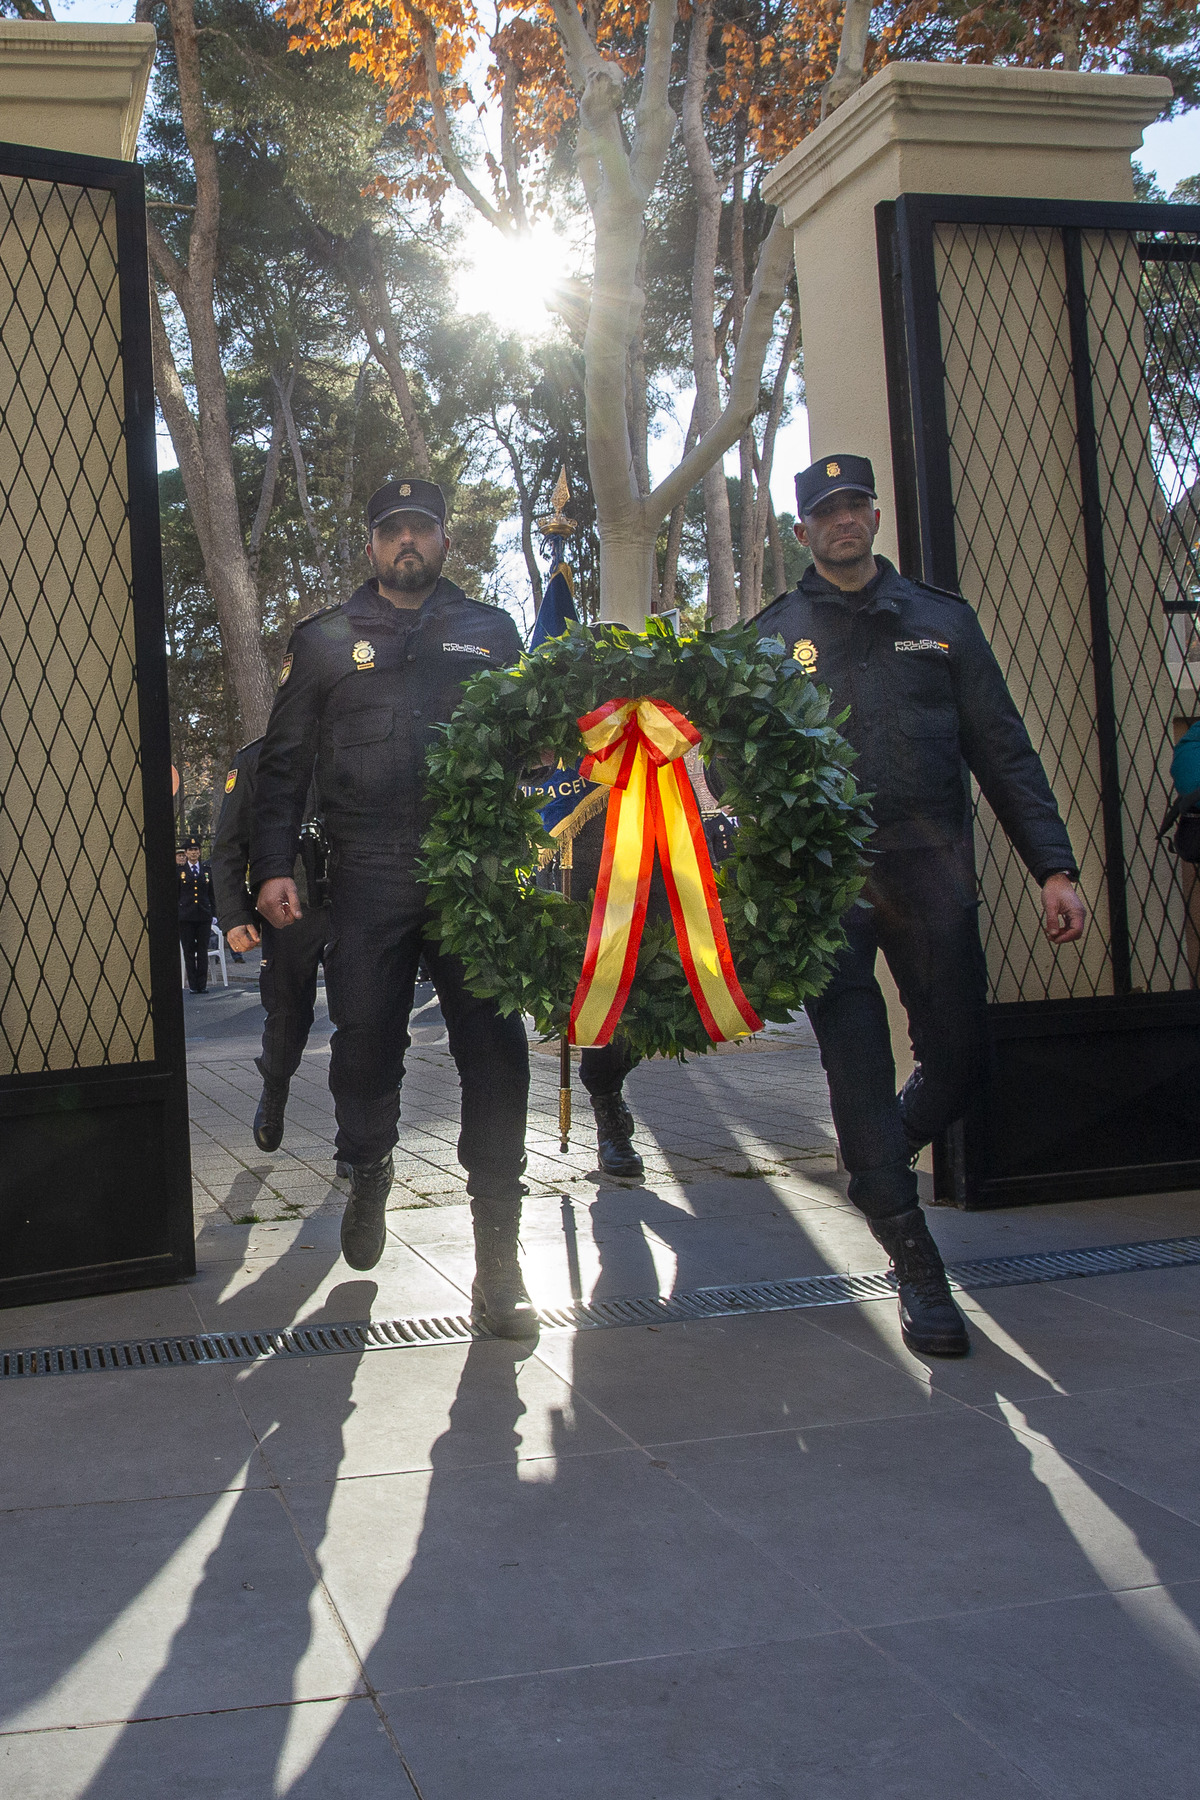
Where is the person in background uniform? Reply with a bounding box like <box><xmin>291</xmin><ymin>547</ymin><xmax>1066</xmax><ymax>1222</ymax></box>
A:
<box><xmin>754</xmin><ymin>454</ymin><xmax>1086</xmax><ymax>1358</ymax></box>
<box><xmin>249</xmin><ymin>479</ymin><xmax>534</xmax><ymax>1337</ymax></box>
<box><xmin>211</xmin><ymin>740</ymin><xmax>334</xmax><ymax>1158</ymax></box>
<box><xmin>178</xmin><ymin>836</ymin><xmax>216</xmax><ymax>994</ymax></box>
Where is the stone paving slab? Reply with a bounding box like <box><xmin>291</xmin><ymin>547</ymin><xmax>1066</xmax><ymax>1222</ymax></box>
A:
<box><xmin>5</xmin><ymin>981</ymin><xmax>1200</xmax><ymax>1796</ymax></box>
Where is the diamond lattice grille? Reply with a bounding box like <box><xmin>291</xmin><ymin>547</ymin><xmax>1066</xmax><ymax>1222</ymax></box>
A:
<box><xmin>0</xmin><ymin>175</ymin><xmax>153</xmax><ymax>1074</ymax></box>
<box><xmin>933</xmin><ymin>221</ymin><xmax>1199</xmax><ymax>1003</ymax></box>
<box><xmin>1084</xmin><ymin>228</ymin><xmax>1200</xmax><ymax>995</ymax></box>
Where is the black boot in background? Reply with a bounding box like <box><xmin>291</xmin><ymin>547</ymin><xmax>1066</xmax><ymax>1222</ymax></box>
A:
<box><xmin>592</xmin><ymin>1093</ymin><xmax>644</xmax><ymax>1179</ymax></box>
<box><xmin>253</xmin><ymin>1078</ymin><xmax>289</xmax><ymax>1152</ymax></box>
<box><xmin>340</xmin><ymin>1154</ymin><xmax>393</xmax><ymax>1271</ymax></box>
<box><xmin>471</xmin><ymin>1206</ymin><xmax>538</xmax><ymax>1340</ymax></box>
<box><xmin>869</xmin><ymin>1208</ymin><xmax>970</xmax><ymax>1358</ymax></box>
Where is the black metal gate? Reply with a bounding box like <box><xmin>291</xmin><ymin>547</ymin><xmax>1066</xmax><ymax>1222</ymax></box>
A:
<box><xmin>0</xmin><ymin>141</ymin><xmax>193</xmax><ymax>1304</ymax></box>
<box><xmin>878</xmin><ymin>193</ymin><xmax>1200</xmax><ymax>1208</ymax></box>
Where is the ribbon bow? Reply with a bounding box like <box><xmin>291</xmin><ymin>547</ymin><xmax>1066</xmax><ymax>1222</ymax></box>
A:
<box><xmin>568</xmin><ymin>696</ymin><xmax>763</xmax><ymax>1048</ymax></box>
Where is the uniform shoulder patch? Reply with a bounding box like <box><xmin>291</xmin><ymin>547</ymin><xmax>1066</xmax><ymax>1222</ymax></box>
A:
<box><xmin>911</xmin><ymin>577</ymin><xmax>968</xmax><ymax>606</ymax></box>
<box><xmin>224</xmin><ymin>767</ymin><xmax>238</xmax><ymax>793</ymax></box>
<box><xmin>292</xmin><ymin>601</ymin><xmax>343</xmax><ymax>630</ymax></box>
<box><xmin>755</xmin><ymin>589</ymin><xmax>797</xmax><ymax>624</ymax></box>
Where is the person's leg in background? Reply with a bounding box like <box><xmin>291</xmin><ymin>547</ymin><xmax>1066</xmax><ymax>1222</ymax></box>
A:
<box><xmin>253</xmin><ymin>905</ymin><xmax>330</xmax><ymax>1152</ymax></box>
<box><xmin>578</xmin><ymin>1041</ymin><xmax>643</xmax><ymax>1177</ymax></box>
<box><xmin>180</xmin><ymin>921</ymin><xmax>208</xmax><ymax>993</ymax></box>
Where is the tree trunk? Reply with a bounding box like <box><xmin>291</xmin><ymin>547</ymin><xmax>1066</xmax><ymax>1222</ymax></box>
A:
<box><xmin>337</xmin><ymin>358</ymin><xmax>370</xmax><ymax>570</ymax></box>
<box><xmin>149</xmin><ymin>0</ymin><xmax>274</xmax><ymax>741</ymax></box>
<box><xmin>682</xmin><ymin>0</ymin><xmax>737</xmax><ymax>625</ymax></box>
<box><xmin>551</xmin><ymin>0</ymin><xmax>790</xmax><ymax>626</ymax></box>
<box><xmin>274</xmin><ymin>368</ymin><xmax>338</xmax><ymax>598</ymax></box>
<box><xmin>767</xmin><ymin>496</ymin><xmax>787</xmax><ymax>598</ymax></box>
<box><xmin>596</xmin><ymin>524</ymin><xmax>658</xmax><ymax>628</ymax></box>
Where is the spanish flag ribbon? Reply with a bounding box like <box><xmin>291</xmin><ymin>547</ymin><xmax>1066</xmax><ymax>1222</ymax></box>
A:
<box><xmin>568</xmin><ymin>696</ymin><xmax>763</xmax><ymax>1049</ymax></box>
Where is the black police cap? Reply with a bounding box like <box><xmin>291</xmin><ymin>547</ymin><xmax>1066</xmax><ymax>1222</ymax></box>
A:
<box><xmin>182</xmin><ymin>836</ymin><xmax>201</xmax><ymax>851</ymax></box>
<box><xmin>367</xmin><ymin>478</ymin><xmax>447</xmax><ymax>532</ymax></box>
<box><xmin>794</xmin><ymin>453</ymin><xmax>877</xmax><ymax>516</ymax></box>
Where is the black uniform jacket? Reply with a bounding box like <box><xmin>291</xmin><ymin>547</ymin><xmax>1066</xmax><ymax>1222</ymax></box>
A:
<box><xmin>212</xmin><ymin>739</ymin><xmax>322</xmax><ymax>928</ymax></box>
<box><xmin>249</xmin><ymin>577</ymin><xmax>523</xmax><ymax>887</ymax></box>
<box><xmin>178</xmin><ymin>860</ymin><xmax>215</xmax><ymax>921</ymax></box>
<box><xmin>755</xmin><ymin>558</ymin><xmax>1076</xmax><ymax>882</ymax></box>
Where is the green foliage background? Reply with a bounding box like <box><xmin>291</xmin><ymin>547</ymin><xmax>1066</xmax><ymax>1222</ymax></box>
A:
<box><xmin>421</xmin><ymin>622</ymin><xmax>874</xmax><ymax>1059</ymax></box>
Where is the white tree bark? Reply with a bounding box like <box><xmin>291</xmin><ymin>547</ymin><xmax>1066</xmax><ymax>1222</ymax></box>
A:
<box><xmin>682</xmin><ymin>0</ymin><xmax>737</xmax><ymax>626</ymax></box>
<box><xmin>821</xmin><ymin>0</ymin><xmax>874</xmax><ymax>120</ymax></box>
<box><xmin>550</xmin><ymin>0</ymin><xmax>792</xmax><ymax>623</ymax></box>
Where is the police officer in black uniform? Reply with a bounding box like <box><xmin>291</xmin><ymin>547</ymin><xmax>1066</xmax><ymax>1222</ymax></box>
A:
<box><xmin>211</xmin><ymin>739</ymin><xmax>333</xmax><ymax>1156</ymax></box>
<box><xmin>249</xmin><ymin>479</ymin><xmax>535</xmax><ymax>1338</ymax></box>
<box><xmin>755</xmin><ymin>455</ymin><xmax>1086</xmax><ymax>1358</ymax></box>
<box><xmin>178</xmin><ymin>837</ymin><xmax>216</xmax><ymax>993</ymax></box>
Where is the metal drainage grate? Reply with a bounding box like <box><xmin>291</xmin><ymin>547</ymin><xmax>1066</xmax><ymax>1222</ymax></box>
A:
<box><xmin>5</xmin><ymin>1232</ymin><xmax>1200</xmax><ymax>1380</ymax></box>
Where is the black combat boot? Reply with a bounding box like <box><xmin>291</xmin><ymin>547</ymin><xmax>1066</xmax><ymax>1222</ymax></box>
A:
<box><xmin>253</xmin><ymin>1078</ymin><xmax>289</xmax><ymax>1152</ymax></box>
<box><xmin>869</xmin><ymin>1208</ymin><xmax>970</xmax><ymax>1358</ymax></box>
<box><xmin>340</xmin><ymin>1154</ymin><xmax>393</xmax><ymax>1270</ymax></box>
<box><xmin>591</xmin><ymin>1093</ymin><xmax>644</xmax><ymax>1179</ymax></box>
<box><xmin>471</xmin><ymin>1208</ymin><xmax>538</xmax><ymax>1340</ymax></box>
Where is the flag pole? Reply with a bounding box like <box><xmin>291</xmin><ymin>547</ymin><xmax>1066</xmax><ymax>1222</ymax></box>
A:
<box><xmin>537</xmin><ymin>468</ymin><xmax>578</xmax><ymax>1154</ymax></box>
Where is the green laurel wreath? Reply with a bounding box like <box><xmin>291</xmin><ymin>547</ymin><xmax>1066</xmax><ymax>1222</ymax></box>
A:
<box><xmin>420</xmin><ymin>618</ymin><xmax>873</xmax><ymax>1061</ymax></box>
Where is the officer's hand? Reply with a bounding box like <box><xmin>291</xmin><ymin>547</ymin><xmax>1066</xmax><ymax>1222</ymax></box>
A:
<box><xmin>1041</xmin><ymin>874</ymin><xmax>1086</xmax><ymax>945</ymax></box>
<box><xmin>256</xmin><ymin>878</ymin><xmax>302</xmax><ymax>929</ymax></box>
<box><xmin>226</xmin><ymin>923</ymin><xmax>260</xmax><ymax>954</ymax></box>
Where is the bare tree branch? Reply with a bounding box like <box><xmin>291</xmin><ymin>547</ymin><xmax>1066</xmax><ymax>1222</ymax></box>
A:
<box><xmin>650</xmin><ymin>212</ymin><xmax>793</xmax><ymax>519</ymax></box>
<box><xmin>273</xmin><ymin>367</ymin><xmax>338</xmax><ymax>597</ymax></box>
<box><xmin>418</xmin><ymin>20</ymin><xmax>512</xmax><ymax>232</ymax></box>
<box><xmin>248</xmin><ymin>398</ymin><xmax>286</xmax><ymax>579</ymax></box>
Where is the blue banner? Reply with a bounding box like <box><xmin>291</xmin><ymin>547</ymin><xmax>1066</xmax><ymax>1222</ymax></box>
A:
<box><xmin>525</xmin><ymin>535</ymin><xmax>602</xmax><ymax>846</ymax></box>
<box><xmin>530</xmin><ymin>551</ymin><xmax>578</xmax><ymax>649</ymax></box>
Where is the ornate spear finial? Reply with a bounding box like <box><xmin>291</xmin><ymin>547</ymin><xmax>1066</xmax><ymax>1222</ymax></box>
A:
<box><xmin>538</xmin><ymin>466</ymin><xmax>576</xmax><ymax>537</ymax></box>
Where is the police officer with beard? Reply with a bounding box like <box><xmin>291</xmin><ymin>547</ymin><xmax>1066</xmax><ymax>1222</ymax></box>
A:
<box><xmin>755</xmin><ymin>455</ymin><xmax>1085</xmax><ymax>1358</ymax></box>
<box><xmin>249</xmin><ymin>480</ymin><xmax>534</xmax><ymax>1339</ymax></box>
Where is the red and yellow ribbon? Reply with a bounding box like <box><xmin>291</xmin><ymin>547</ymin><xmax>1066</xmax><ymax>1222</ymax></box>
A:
<box><xmin>568</xmin><ymin>696</ymin><xmax>763</xmax><ymax>1048</ymax></box>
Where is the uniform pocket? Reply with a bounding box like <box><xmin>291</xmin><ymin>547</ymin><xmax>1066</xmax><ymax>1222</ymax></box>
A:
<box><xmin>329</xmin><ymin>707</ymin><xmax>394</xmax><ymax>748</ymax></box>
<box><xmin>325</xmin><ymin>708</ymin><xmax>395</xmax><ymax>813</ymax></box>
<box><xmin>891</xmin><ymin>653</ymin><xmax>958</xmax><ymax>739</ymax></box>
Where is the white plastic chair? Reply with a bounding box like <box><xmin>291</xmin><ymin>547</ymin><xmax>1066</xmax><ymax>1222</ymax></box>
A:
<box><xmin>208</xmin><ymin>922</ymin><xmax>229</xmax><ymax>987</ymax></box>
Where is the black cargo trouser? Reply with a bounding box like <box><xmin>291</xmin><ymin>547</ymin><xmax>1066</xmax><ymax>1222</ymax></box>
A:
<box><xmin>805</xmin><ymin>846</ymin><xmax>990</xmax><ymax>1221</ymax></box>
<box><xmin>578</xmin><ymin>1040</ymin><xmax>635</xmax><ymax>1098</ymax></box>
<box><xmin>257</xmin><ymin>906</ymin><xmax>329</xmax><ymax>1087</ymax></box>
<box><xmin>323</xmin><ymin>845</ymin><xmax>529</xmax><ymax>1200</ymax></box>
<box><xmin>179</xmin><ymin>918</ymin><xmax>213</xmax><ymax>992</ymax></box>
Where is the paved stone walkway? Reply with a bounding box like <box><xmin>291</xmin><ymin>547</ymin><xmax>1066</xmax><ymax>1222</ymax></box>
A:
<box><xmin>3</xmin><ymin>970</ymin><xmax>1200</xmax><ymax>1797</ymax></box>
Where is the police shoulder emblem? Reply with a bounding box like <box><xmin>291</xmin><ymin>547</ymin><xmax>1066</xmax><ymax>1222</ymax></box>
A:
<box><xmin>825</xmin><ymin>461</ymin><xmax>840</xmax><ymax>478</ymax></box>
<box><xmin>352</xmin><ymin>639</ymin><xmax>375</xmax><ymax>669</ymax></box>
<box><xmin>224</xmin><ymin>768</ymin><xmax>237</xmax><ymax>793</ymax></box>
<box><xmin>278</xmin><ymin>653</ymin><xmax>292</xmax><ymax>686</ymax></box>
<box><xmin>792</xmin><ymin>637</ymin><xmax>818</xmax><ymax>673</ymax></box>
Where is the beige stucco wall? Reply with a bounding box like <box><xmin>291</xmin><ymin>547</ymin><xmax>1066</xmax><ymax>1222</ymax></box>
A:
<box><xmin>0</xmin><ymin>26</ymin><xmax>156</xmax><ymax>1074</ymax></box>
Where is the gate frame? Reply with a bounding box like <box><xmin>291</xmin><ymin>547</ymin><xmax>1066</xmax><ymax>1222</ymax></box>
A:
<box><xmin>0</xmin><ymin>138</ymin><xmax>193</xmax><ymax>1306</ymax></box>
<box><xmin>877</xmin><ymin>191</ymin><xmax>1200</xmax><ymax>1209</ymax></box>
